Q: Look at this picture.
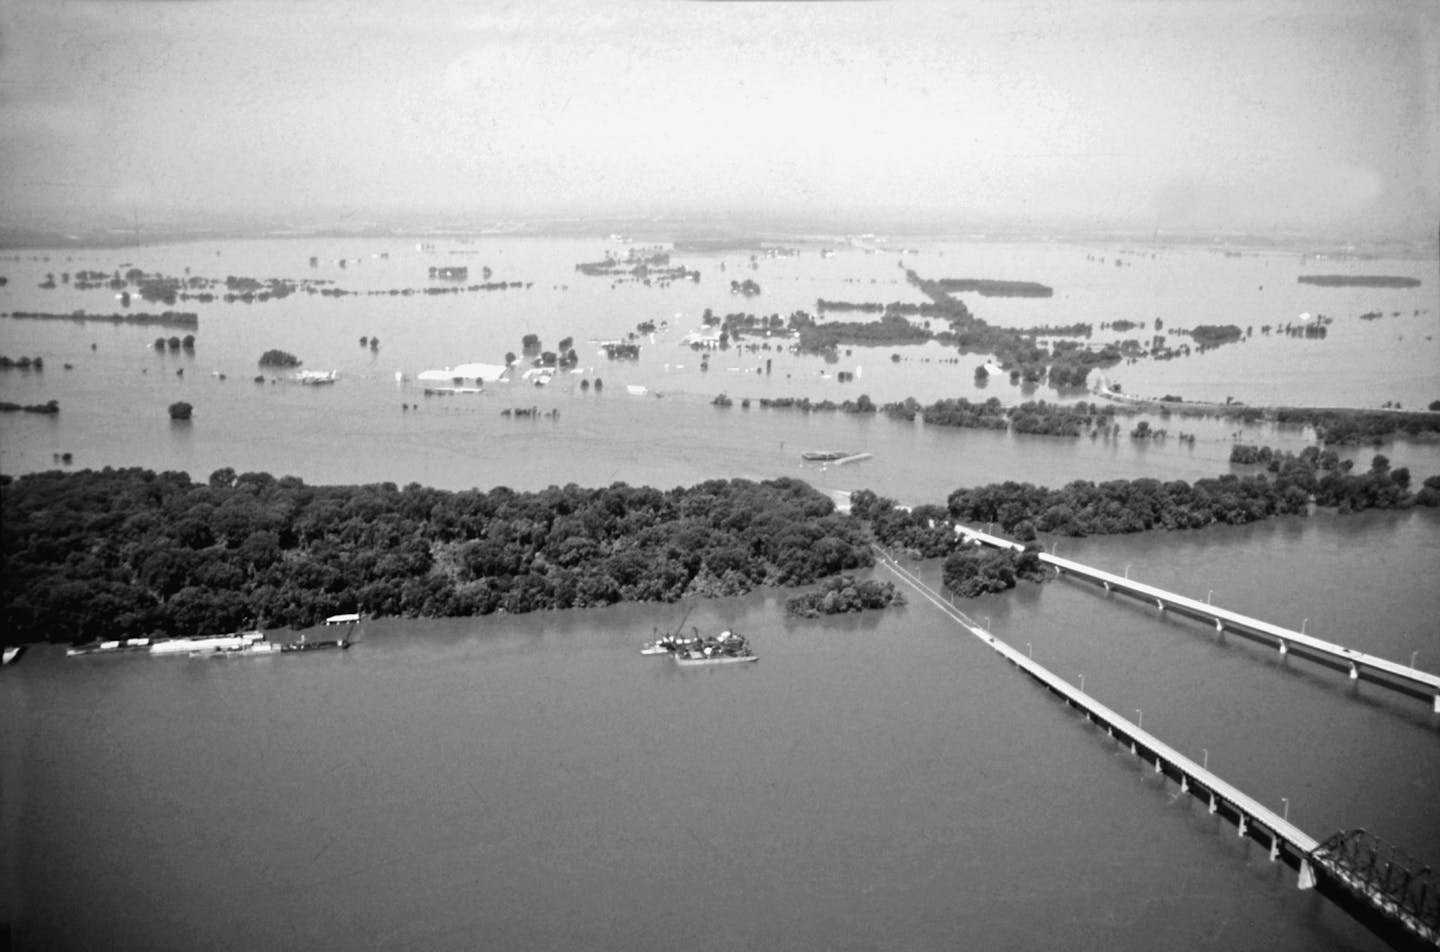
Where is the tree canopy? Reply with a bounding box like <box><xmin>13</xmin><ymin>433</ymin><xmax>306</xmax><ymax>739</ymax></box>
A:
<box><xmin>1</xmin><ymin>469</ymin><xmax>870</xmax><ymax>645</ymax></box>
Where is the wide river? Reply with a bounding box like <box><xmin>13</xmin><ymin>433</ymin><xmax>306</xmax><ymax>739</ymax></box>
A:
<box><xmin>2</xmin><ymin>234</ymin><xmax>1438</xmax><ymax>950</ymax></box>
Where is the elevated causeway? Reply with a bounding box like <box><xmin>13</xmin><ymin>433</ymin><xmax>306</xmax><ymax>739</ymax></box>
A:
<box><xmin>874</xmin><ymin>547</ymin><xmax>1440</xmax><ymax>949</ymax></box>
<box><xmin>953</xmin><ymin>525</ymin><xmax>1440</xmax><ymax>712</ymax></box>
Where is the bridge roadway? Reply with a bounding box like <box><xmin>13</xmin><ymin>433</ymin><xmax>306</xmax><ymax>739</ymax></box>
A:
<box><xmin>874</xmin><ymin>547</ymin><xmax>1440</xmax><ymax>949</ymax></box>
<box><xmin>953</xmin><ymin>525</ymin><xmax>1440</xmax><ymax>713</ymax></box>
<box><xmin>875</xmin><ymin>548</ymin><xmax>1321</xmax><ymax>872</ymax></box>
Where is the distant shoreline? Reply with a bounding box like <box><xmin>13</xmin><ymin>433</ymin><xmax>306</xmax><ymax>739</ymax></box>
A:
<box><xmin>1297</xmin><ymin>274</ymin><xmax>1422</xmax><ymax>288</ymax></box>
<box><xmin>2</xmin><ymin>223</ymin><xmax>1436</xmax><ymax>259</ymax></box>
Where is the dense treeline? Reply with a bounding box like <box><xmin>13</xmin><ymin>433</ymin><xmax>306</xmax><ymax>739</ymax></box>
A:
<box><xmin>1180</xmin><ymin>324</ymin><xmax>1244</xmax><ymax>347</ymax></box>
<box><xmin>943</xmin><ymin>546</ymin><xmax>1047</xmax><ymax>596</ymax></box>
<box><xmin>1229</xmin><ymin>444</ymin><xmax>1430</xmax><ymax>510</ymax></box>
<box><xmin>0</xmin><ymin>469</ymin><xmax>872</xmax><ymax>645</ymax></box>
<box><xmin>1271</xmin><ymin>407</ymin><xmax>1440</xmax><ymax>444</ymax></box>
<box><xmin>790</xmin><ymin>312</ymin><xmax>934</xmax><ymax>352</ymax></box>
<box><xmin>855</xmin><ymin>449</ymin><xmax>1436</xmax><ymax>560</ymax></box>
<box><xmin>784</xmin><ymin>575</ymin><xmax>905</xmax><ymax>617</ymax></box>
<box><xmin>933</xmin><ymin>278</ymin><xmax>1054</xmax><ymax>298</ymax></box>
<box><xmin>904</xmin><ymin>270</ymin><xmax>1120</xmax><ymax>387</ymax></box>
<box><xmin>747</xmin><ymin>392</ymin><xmax>1122</xmax><ymax>439</ymax></box>
<box><xmin>853</xmin><ymin>450</ymin><xmax>1438</xmax><ymax>598</ymax></box>
<box><xmin>6</xmin><ymin>309</ymin><xmax>199</xmax><ymax>328</ymax></box>
<box><xmin>1297</xmin><ymin>275</ymin><xmax>1421</xmax><ymax>288</ymax></box>
<box><xmin>0</xmin><ymin>400</ymin><xmax>59</xmax><ymax>415</ymax></box>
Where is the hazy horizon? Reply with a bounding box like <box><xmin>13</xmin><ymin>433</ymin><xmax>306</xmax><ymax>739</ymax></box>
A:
<box><xmin>2</xmin><ymin>0</ymin><xmax>1437</xmax><ymax>243</ymax></box>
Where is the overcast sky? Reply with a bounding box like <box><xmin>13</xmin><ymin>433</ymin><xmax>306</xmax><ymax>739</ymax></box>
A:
<box><xmin>1</xmin><ymin>0</ymin><xmax>1436</xmax><ymax>237</ymax></box>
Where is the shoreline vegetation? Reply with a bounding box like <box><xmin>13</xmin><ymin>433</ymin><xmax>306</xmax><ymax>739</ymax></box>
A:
<box><xmin>720</xmin><ymin>390</ymin><xmax>1440</xmax><ymax>445</ymax></box>
<box><xmin>3</xmin><ymin>455</ymin><xmax>1437</xmax><ymax>647</ymax></box>
<box><xmin>21</xmin><ymin>265</ymin><xmax>528</xmax><ymax>307</ymax></box>
<box><xmin>1297</xmin><ymin>274</ymin><xmax>1422</xmax><ymax>288</ymax></box>
<box><xmin>931</xmin><ymin>278</ymin><xmax>1054</xmax><ymax>297</ymax></box>
<box><xmin>4</xmin><ymin>309</ymin><xmax>200</xmax><ymax>328</ymax></box>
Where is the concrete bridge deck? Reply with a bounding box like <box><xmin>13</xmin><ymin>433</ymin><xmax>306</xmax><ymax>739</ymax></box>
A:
<box><xmin>875</xmin><ymin>549</ymin><xmax>1320</xmax><ymax>864</ymax></box>
<box><xmin>874</xmin><ymin>546</ymin><xmax>1440</xmax><ymax>949</ymax></box>
<box><xmin>953</xmin><ymin>525</ymin><xmax>1440</xmax><ymax>712</ymax></box>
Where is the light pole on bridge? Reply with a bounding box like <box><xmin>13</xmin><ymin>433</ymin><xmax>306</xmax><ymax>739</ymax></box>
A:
<box><xmin>1281</xmin><ymin>797</ymin><xmax>1290</xmax><ymax>822</ymax></box>
<box><xmin>1206</xmin><ymin>589</ymin><xmax>1213</xmax><ymax>605</ymax></box>
<box><xmin>983</xmin><ymin>616</ymin><xmax>991</xmax><ymax>632</ymax></box>
<box><xmin>1301</xmin><ymin>617</ymin><xmax>1308</xmax><ymax>635</ymax></box>
<box><xmin>1201</xmin><ymin>748</ymin><xmax>1208</xmax><ymax>770</ymax></box>
<box><xmin>1124</xmin><ymin>563</ymin><xmax>1131</xmax><ymax>579</ymax></box>
<box><xmin>1026</xmin><ymin>642</ymin><xmax>1032</xmax><ymax>659</ymax></box>
<box><xmin>1079</xmin><ymin>673</ymin><xmax>1085</xmax><ymax>692</ymax></box>
<box><xmin>1412</xmin><ymin>650</ymin><xmax>1420</xmax><ymax>669</ymax></box>
<box><xmin>1135</xmin><ymin>708</ymin><xmax>1143</xmax><ymax>729</ymax></box>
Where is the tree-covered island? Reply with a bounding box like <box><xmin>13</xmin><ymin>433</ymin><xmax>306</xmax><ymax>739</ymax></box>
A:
<box><xmin>4</xmin><ymin>445</ymin><xmax>1438</xmax><ymax>647</ymax></box>
<box><xmin>1</xmin><ymin>471</ymin><xmax>871</xmax><ymax>645</ymax></box>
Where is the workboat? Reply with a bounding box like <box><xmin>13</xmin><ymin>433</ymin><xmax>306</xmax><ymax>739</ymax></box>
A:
<box><xmin>281</xmin><ymin>637</ymin><xmax>350</xmax><ymax>652</ymax></box>
<box><xmin>639</xmin><ymin>636</ymin><xmax>679</xmax><ymax>656</ymax></box>
<box><xmin>641</xmin><ymin>607</ymin><xmax>706</xmax><ymax>655</ymax></box>
<box><xmin>641</xmin><ymin>608</ymin><xmax>754</xmax><ymax>663</ymax></box>
<box><xmin>641</xmin><ymin>608</ymin><xmax>691</xmax><ymax>655</ymax></box>
<box><xmin>671</xmin><ymin>629</ymin><xmax>756</xmax><ymax>666</ymax></box>
<box><xmin>801</xmin><ymin>450</ymin><xmax>848</xmax><ymax>461</ymax></box>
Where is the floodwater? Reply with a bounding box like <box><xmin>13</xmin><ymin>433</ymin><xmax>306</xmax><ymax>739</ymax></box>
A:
<box><xmin>2</xmin><ymin>234</ymin><xmax>1438</xmax><ymax>950</ymax></box>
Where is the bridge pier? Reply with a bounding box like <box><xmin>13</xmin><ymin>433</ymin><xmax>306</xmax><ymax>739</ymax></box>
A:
<box><xmin>1102</xmin><ymin>580</ymin><xmax>1110</xmax><ymax>592</ymax></box>
<box><xmin>1180</xmin><ymin>775</ymin><xmax>1189</xmax><ymax>794</ymax></box>
<box><xmin>1155</xmin><ymin>598</ymin><xmax>1165</xmax><ymax>612</ymax></box>
<box><xmin>1434</xmin><ymin>694</ymin><xmax>1440</xmax><ymax>714</ymax></box>
<box><xmin>1238</xmin><ymin>814</ymin><xmax>1248</xmax><ymax>838</ymax></box>
<box><xmin>1270</xmin><ymin>838</ymin><xmax>1280</xmax><ymax>863</ymax></box>
<box><xmin>1209</xmin><ymin>793</ymin><xmax>1218</xmax><ymax>815</ymax></box>
<box><xmin>1214</xmin><ymin>618</ymin><xmax>1223</xmax><ymax>632</ymax></box>
<box><xmin>1349</xmin><ymin>662</ymin><xmax>1359</xmax><ymax>680</ymax></box>
<box><xmin>1298</xmin><ymin>859</ymin><xmax>1316</xmax><ymax>890</ymax></box>
<box><xmin>1279</xmin><ymin>639</ymin><xmax>1288</xmax><ymax>657</ymax></box>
